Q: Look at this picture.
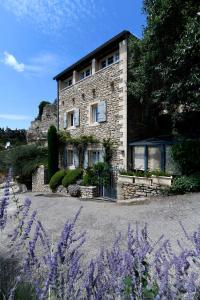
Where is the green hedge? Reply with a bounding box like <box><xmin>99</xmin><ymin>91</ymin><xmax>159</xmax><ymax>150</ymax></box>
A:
<box><xmin>62</xmin><ymin>169</ymin><xmax>83</xmax><ymax>188</ymax></box>
<box><xmin>171</xmin><ymin>173</ymin><xmax>200</xmax><ymax>194</ymax></box>
<box><xmin>49</xmin><ymin>169</ymin><xmax>66</xmax><ymax>191</ymax></box>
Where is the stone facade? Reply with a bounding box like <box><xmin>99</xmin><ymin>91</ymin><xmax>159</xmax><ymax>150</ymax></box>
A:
<box><xmin>27</xmin><ymin>102</ymin><xmax>57</xmax><ymax>145</ymax></box>
<box><xmin>55</xmin><ymin>32</ymin><xmax>130</xmax><ymax>170</ymax></box>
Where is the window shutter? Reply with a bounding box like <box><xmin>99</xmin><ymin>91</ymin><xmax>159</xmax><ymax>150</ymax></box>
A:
<box><xmin>73</xmin><ymin>148</ymin><xmax>79</xmax><ymax>168</ymax></box>
<box><xmin>74</xmin><ymin>109</ymin><xmax>80</xmax><ymax>127</ymax></box>
<box><xmin>97</xmin><ymin>101</ymin><xmax>107</xmax><ymax>123</ymax></box>
<box><xmin>83</xmin><ymin>149</ymin><xmax>88</xmax><ymax>169</ymax></box>
<box><xmin>63</xmin><ymin>112</ymin><xmax>67</xmax><ymax>129</ymax></box>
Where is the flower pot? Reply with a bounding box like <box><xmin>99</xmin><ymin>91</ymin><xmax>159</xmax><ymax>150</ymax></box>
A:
<box><xmin>133</xmin><ymin>176</ymin><xmax>152</xmax><ymax>186</ymax></box>
<box><xmin>151</xmin><ymin>175</ymin><xmax>172</xmax><ymax>186</ymax></box>
<box><xmin>118</xmin><ymin>175</ymin><xmax>134</xmax><ymax>183</ymax></box>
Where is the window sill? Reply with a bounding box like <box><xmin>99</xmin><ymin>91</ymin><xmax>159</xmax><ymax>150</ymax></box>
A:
<box><xmin>67</xmin><ymin>126</ymin><xmax>77</xmax><ymax>130</ymax></box>
<box><xmin>89</xmin><ymin>122</ymin><xmax>100</xmax><ymax>127</ymax></box>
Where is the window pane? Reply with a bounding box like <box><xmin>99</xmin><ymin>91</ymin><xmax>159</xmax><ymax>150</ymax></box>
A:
<box><xmin>92</xmin><ymin>105</ymin><xmax>97</xmax><ymax>123</ymax></box>
<box><xmin>80</xmin><ymin>72</ymin><xmax>84</xmax><ymax>80</ymax></box>
<box><xmin>134</xmin><ymin>146</ymin><xmax>145</xmax><ymax>170</ymax></box>
<box><xmin>85</xmin><ymin>69</ymin><xmax>91</xmax><ymax>77</ymax></box>
<box><xmin>67</xmin><ymin>150</ymin><xmax>73</xmax><ymax>165</ymax></box>
<box><xmin>70</xmin><ymin>113</ymin><xmax>74</xmax><ymax>126</ymax></box>
<box><xmin>68</xmin><ymin>79</ymin><xmax>72</xmax><ymax>86</ymax></box>
<box><xmin>148</xmin><ymin>146</ymin><xmax>161</xmax><ymax>170</ymax></box>
<box><xmin>108</xmin><ymin>56</ymin><xmax>114</xmax><ymax>65</ymax></box>
<box><xmin>101</xmin><ymin>60</ymin><xmax>106</xmax><ymax>69</ymax></box>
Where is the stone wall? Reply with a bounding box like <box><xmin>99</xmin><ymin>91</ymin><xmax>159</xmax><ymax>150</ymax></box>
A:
<box><xmin>120</xmin><ymin>183</ymin><xmax>166</xmax><ymax>199</ymax></box>
<box><xmin>27</xmin><ymin>103</ymin><xmax>57</xmax><ymax>144</ymax></box>
<box><xmin>117</xmin><ymin>176</ymin><xmax>170</xmax><ymax>200</ymax></box>
<box><xmin>80</xmin><ymin>186</ymin><xmax>97</xmax><ymax>199</ymax></box>
<box><xmin>32</xmin><ymin>165</ymin><xmax>51</xmax><ymax>193</ymax></box>
<box><xmin>59</xmin><ymin>40</ymin><xmax>128</xmax><ymax>169</ymax></box>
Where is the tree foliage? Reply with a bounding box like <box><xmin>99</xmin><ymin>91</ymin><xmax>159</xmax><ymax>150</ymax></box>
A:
<box><xmin>3</xmin><ymin>144</ymin><xmax>47</xmax><ymax>188</ymax></box>
<box><xmin>0</xmin><ymin>127</ymin><xmax>26</xmax><ymax>150</ymax></box>
<box><xmin>128</xmin><ymin>0</ymin><xmax>200</xmax><ymax>137</ymax></box>
<box><xmin>47</xmin><ymin>125</ymin><xmax>58</xmax><ymax>181</ymax></box>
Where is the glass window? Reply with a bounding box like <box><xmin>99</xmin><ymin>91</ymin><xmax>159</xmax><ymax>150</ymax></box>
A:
<box><xmin>68</xmin><ymin>79</ymin><xmax>72</xmax><ymax>86</ymax></box>
<box><xmin>108</xmin><ymin>56</ymin><xmax>114</xmax><ymax>65</ymax></box>
<box><xmin>134</xmin><ymin>146</ymin><xmax>145</xmax><ymax>170</ymax></box>
<box><xmin>148</xmin><ymin>146</ymin><xmax>161</xmax><ymax>170</ymax></box>
<box><xmin>80</xmin><ymin>72</ymin><xmax>84</xmax><ymax>80</ymax></box>
<box><xmin>68</xmin><ymin>111</ymin><xmax>74</xmax><ymax>127</ymax></box>
<box><xmin>91</xmin><ymin>104</ymin><xmax>98</xmax><ymax>123</ymax></box>
<box><xmin>85</xmin><ymin>69</ymin><xmax>91</xmax><ymax>77</ymax></box>
<box><xmin>67</xmin><ymin>150</ymin><xmax>73</xmax><ymax>166</ymax></box>
<box><xmin>101</xmin><ymin>60</ymin><xmax>106</xmax><ymax>69</ymax></box>
<box><xmin>88</xmin><ymin>150</ymin><xmax>100</xmax><ymax>167</ymax></box>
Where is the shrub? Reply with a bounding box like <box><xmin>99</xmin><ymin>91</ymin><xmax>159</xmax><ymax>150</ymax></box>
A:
<box><xmin>62</xmin><ymin>168</ymin><xmax>83</xmax><ymax>188</ymax></box>
<box><xmin>171</xmin><ymin>173</ymin><xmax>200</xmax><ymax>194</ymax></box>
<box><xmin>83</xmin><ymin>162</ymin><xmax>110</xmax><ymax>187</ymax></box>
<box><xmin>49</xmin><ymin>169</ymin><xmax>66</xmax><ymax>191</ymax></box>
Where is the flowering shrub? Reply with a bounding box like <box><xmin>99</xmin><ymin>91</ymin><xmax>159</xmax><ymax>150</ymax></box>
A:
<box><xmin>1</xmin><ymin>170</ymin><xmax>200</xmax><ymax>299</ymax></box>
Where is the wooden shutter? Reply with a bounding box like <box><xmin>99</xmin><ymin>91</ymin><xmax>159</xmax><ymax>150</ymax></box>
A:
<box><xmin>97</xmin><ymin>101</ymin><xmax>107</xmax><ymax>123</ymax></box>
<box><xmin>63</xmin><ymin>112</ymin><xmax>67</xmax><ymax>129</ymax></box>
<box><xmin>73</xmin><ymin>148</ymin><xmax>79</xmax><ymax>168</ymax></box>
<box><xmin>83</xmin><ymin>149</ymin><xmax>88</xmax><ymax>169</ymax></box>
<box><xmin>74</xmin><ymin>109</ymin><xmax>80</xmax><ymax>127</ymax></box>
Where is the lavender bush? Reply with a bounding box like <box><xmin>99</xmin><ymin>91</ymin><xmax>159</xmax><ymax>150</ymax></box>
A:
<box><xmin>1</xmin><ymin>171</ymin><xmax>200</xmax><ymax>299</ymax></box>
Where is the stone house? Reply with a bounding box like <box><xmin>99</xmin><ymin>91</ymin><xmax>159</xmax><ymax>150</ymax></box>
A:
<box><xmin>53</xmin><ymin>30</ymin><xmax>174</xmax><ymax>173</ymax></box>
<box><xmin>54</xmin><ymin>30</ymin><xmax>134</xmax><ymax>171</ymax></box>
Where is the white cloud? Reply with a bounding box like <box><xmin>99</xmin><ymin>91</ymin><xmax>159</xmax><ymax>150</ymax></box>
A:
<box><xmin>0</xmin><ymin>114</ymin><xmax>31</xmax><ymax>121</ymax></box>
<box><xmin>3</xmin><ymin>51</ymin><xmax>25</xmax><ymax>72</ymax></box>
<box><xmin>0</xmin><ymin>0</ymin><xmax>101</xmax><ymax>34</ymax></box>
<box><xmin>2</xmin><ymin>51</ymin><xmax>59</xmax><ymax>76</ymax></box>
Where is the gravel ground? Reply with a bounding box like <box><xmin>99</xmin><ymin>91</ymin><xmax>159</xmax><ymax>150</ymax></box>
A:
<box><xmin>2</xmin><ymin>191</ymin><xmax>200</xmax><ymax>261</ymax></box>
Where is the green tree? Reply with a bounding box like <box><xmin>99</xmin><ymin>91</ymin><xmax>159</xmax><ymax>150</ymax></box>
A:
<box><xmin>2</xmin><ymin>144</ymin><xmax>47</xmax><ymax>188</ymax></box>
<box><xmin>128</xmin><ymin>0</ymin><xmax>200</xmax><ymax>137</ymax></box>
<box><xmin>48</xmin><ymin>125</ymin><xmax>58</xmax><ymax>181</ymax></box>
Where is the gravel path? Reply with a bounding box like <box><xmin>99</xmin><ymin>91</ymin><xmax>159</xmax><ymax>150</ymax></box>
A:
<box><xmin>3</xmin><ymin>191</ymin><xmax>199</xmax><ymax>260</ymax></box>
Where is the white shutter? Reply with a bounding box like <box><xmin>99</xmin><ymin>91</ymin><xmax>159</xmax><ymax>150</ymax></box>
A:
<box><xmin>63</xmin><ymin>112</ymin><xmax>67</xmax><ymax>129</ymax></box>
<box><xmin>74</xmin><ymin>109</ymin><xmax>80</xmax><ymax>127</ymax></box>
<box><xmin>97</xmin><ymin>101</ymin><xmax>107</xmax><ymax>123</ymax></box>
<box><xmin>83</xmin><ymin>149</ymin><xmax>88</xmax><ymax>169</ymax></box>
<box><xmin>73</xmin><ymin>148</ymin><xmax>79</xmax><ymax>168</ymax></box>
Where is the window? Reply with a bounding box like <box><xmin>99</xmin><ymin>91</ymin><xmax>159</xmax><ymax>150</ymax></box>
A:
<box><xmin>100</xmin><ymin>50</ymin><xmax>120</xmax><ymax>69</ymax></box>
<box><xmin>85</xmin><ymin>69</ymin><xmax>91</xmax><ymax>77</ymax></box>
<box><xmin>90</xmin><ymin>101</ymin><xmax>107</xmax><ymax>124</ymax></box>
<box><xmin>67</xmin><ymin>150</ymin><xmax>73</xmax><ymax>166</ymax></box>
<box><xmin>88</xmin><ymin>150</ymin><xmax>100</xmax><ymax>167</ymax></box>
<box><xmin>69</xmin><ymin>112</ymin><xmax>74</xmax><ymax>127</ymax></box>
<box><xmin>79</xmin><ymin>67</ymin><xmax>91</xmax><ymax>80</ymax></box>
<box><xmin>108</xmin><ymin>56</ymin><xmax>114</xmax><ymax>65</ymax></box>
<box><xmin>64</xmin><ymin>77</ymin><xmax>73</xmax><ymax>88</ymax></box>
<box><xmin>101</xmin><ymin>60</ymin><xmax>106</xmax><ymax>69</ymax></box>
<box><xmin>91</xmin><ymin>104</ymin><xmax>98</xmax><ymax>123</ymax></box>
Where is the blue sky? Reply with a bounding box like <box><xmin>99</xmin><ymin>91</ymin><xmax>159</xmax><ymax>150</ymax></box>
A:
<box><xmin>0</xmin><ymin>0</ymin><xmax>146</xmax><ymax>129</ymax></box>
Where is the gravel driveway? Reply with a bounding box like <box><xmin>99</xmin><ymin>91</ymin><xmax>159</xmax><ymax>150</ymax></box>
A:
<box><xmin>3</xmin><ymin>191</ymin><xmax>199</xmax><ymax>260</ymax></box>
